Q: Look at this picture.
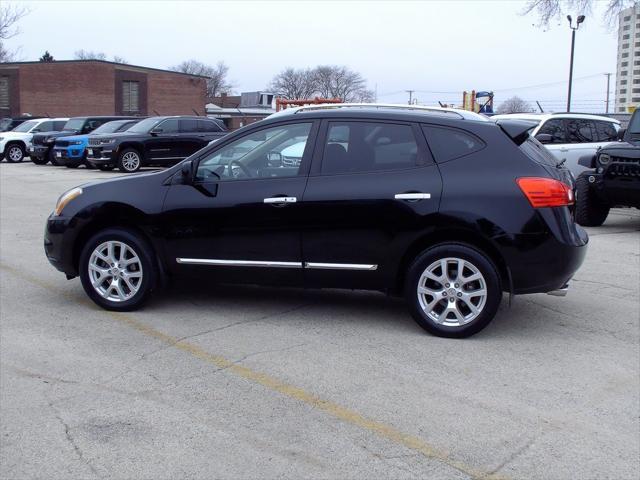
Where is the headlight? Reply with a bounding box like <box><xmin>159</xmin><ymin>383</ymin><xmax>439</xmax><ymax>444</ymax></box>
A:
<box><xmin>598</xmin><ymin>153</ymin><xmax>611</xmax><ymax>165</ymax></box>
<box><xmin>70</xmin><ymin>140</ymin><xmax>83</xmax><ymax>145</ymax></box>
<box><xmin>99</xmin><ymin>138</ymin><xmax>116</xmax><ymax>145</ymax></box>
<box><xmin>54</xmin><ymin>187</ymin><xmax>82</xmax><ymax>216</ymax></box>
<box><xmin>45</xmin><ymin>137</ymin><xmax>56</xmax><ymax>144</ymax></box>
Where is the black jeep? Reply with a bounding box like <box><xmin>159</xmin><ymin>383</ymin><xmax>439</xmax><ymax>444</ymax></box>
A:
<box><xmin>576</xmin><ymin>109</ymin><xmax>640</xmax><ymax>226</ymax></box>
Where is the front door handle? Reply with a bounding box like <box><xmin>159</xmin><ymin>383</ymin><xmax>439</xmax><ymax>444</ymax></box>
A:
<box><xmin>394</xmin><ymin>193</ymin><xmax>431</xmax><ymax>201</ymax></box>
<box><xmin>264</xmin><ymin>196</ymin><xmax>297</xmax><ymax>205</ymax></box>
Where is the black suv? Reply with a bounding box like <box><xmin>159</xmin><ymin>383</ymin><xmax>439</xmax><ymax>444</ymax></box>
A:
<box><xmin>85</xmin><ymin>116</ymin><xmax>228</xmax><ymax>172</ymax></box>
<box><xmin>44</xmin><ymin>105</ymin><xmax>587</xmax><ymax>338</ymax></box>
<box><xmin>31</xmin><ymin>116</ymin><xmax>138</xmax><ymax>166</ymax></box>
<box><xmin>575</xmin><ymin>109</ymin><xmax>640</xmax><ymax>226</ymax></box>
<box><xmin>0</xmin><ymin>116</ymin><xmax>44</xmax><ymax>132</ymax></box>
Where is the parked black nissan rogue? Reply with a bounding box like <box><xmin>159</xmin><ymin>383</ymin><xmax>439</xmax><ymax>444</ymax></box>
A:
<box><xmin>44</xmin><ymin>104</ymin><xmax>588</xmax><ymax>338</ymax></box>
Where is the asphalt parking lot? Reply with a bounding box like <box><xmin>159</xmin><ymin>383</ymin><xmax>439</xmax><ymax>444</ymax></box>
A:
<box><xmin>1</xmin><ymin>161</ymin><xmax>639</xmax><ymax>480</ymax></box>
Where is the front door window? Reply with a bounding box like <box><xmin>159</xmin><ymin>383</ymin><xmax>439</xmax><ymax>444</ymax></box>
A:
<box><xmin>195</xmin><ymin>123</ymin><xmax>312</xmax><ymax>181</ymax></box>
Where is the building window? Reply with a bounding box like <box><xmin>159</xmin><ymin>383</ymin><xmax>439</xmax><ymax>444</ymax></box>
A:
<box><xmin>623</xmin><ymin>34</ymin><xmax>630</xmax><ymax>40</ymax></box>
<box><xmin>633</xmin><ymin>88</ymin><xmax>640</xmax><ymax>93</ymax></box>
<box><xmin>621</xmin><ymin>79</ymin><xmax>628</xmax><ymax>85</ymax></box>
<box><xmin>0</xmin><ymin>76</ymin><xmax>9</xmax><ymax>109</ymax></box>
<box><xmin>634</xmin><ymin>79</ymin><xmax>640</xmax><ymax>84</ymax></box>
<box><xmin>633</xmin><ymin>97</ymin><xmax>640</xmax><ymax>102</ymax></box>
<box><xmin>122</xmin><ymin>81</ymin><xmax>139</xmax><ymax>113</ymax></box>
<box><xmin>620</xmin><ymin>106</ymin><xmax>626</xmax><ymax>112</ymax></box>
<box><xmin>622</xmin><ymin>61</ymin><xmax>629</xmax><ymax>67</ymax></box>
<box><xmin>635</xmin><ymin>69</ymin><xmax>640</xmax><ymax>74</ymax></box>
<box><xmin>635</xmin><ymin>60</ymin><xmax>640</xmax><ymax>65</ymax></box>
<box><xmin>622</xmin><ymin>71</ymin><xmax>628</xmax><ymax>77</ymax></box>
<box><xmin>620</xmin><ymin>89</ymin><xmax>627</xmax><ymax>94</ymax></box>
<box><xmin>623</xmin><ymin>43</ymin><xmax>630</xmax><ymax>49</ymax></box>
<box><xmin>623</xmin><ymin>25</ymin><xmax>630</xmax><ymax>30</ymax></box>
<box><xmin>624</xmin><ymin>15</ymin><xmax>631</xmax><ymax>21</ymax></box>
<box><xmin>636</xmin><ymin>42</ymin><xmax>640</xmax><ymax>47</ymax></box>
<box><xmin>622</xmin><ymin>52</ymin><xmax>629</xmax><ymax>58</ymax></box>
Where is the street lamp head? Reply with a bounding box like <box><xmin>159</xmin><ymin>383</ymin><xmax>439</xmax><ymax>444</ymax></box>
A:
<box><xmin>577</xmin><ymin>15</ymin><xmax>585</xmax><ymax>24</ymax></box>
<box><xmin>567</xmin><ymin>14</ymin><xmax>572</xmax><ymax>24</ymax></box>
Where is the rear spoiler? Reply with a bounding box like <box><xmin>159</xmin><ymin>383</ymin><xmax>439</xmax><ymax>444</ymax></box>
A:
<box><xmin>494</xmin><ymin>119</ymin><xmax>537</xmax><ymax>146</ymax></box>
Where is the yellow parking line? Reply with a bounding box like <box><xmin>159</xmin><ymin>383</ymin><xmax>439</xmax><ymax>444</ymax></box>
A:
<box><xmin>1</xmin><ymin>263</ymin><xmax>508</xmax><ymax>480</ymax></box>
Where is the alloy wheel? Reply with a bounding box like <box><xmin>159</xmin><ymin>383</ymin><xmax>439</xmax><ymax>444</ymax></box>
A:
<box><xmin>417</xmin><ymin>257</ymin><xmax>487</xmax><ymax>327</ymax></box>
<box><xmin>88</xmin><ymin>241</ymin><xmax>143</xmax><ymax>302</ymax></box>
<box><xmin>7</xmin><ymin>146</ymin><xmax>23</xmax><ymax>162</ymax></box>
<box><xmin>121</xmin><ymin>152</ymin><xmax>140</xmax><ymax>171</ymax></box>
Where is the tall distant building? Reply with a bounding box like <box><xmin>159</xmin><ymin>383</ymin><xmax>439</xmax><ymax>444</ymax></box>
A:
<box><xmin>616</xmin><ymin>4</ymin><xmax>640</xmax><ymax>113</ymax></box>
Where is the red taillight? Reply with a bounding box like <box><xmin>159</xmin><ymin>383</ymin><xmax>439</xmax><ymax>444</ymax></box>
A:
<box><xmin>516</xmin><ymin>177</ymin><xmax>575</xmax><ymax>208</ymax></box>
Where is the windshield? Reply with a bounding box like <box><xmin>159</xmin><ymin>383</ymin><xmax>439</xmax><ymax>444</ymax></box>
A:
<box><xmin>63</xmin><ymin>118</ymin><xmax>86</xmax><ymax>132</ymax></box>
<box><xmin>92</xmin><ymin>121</ymin><xmax>130</xmax><ymax>134</ymax></box>
<box><xmin>126</xmin><ymin>117</ymin><xmax>164</xmax><ymax>134</ymax></box>
<box><xmin>12</xmin><ymin>120</ymin><xmax>38</xmax><ymax>132</ymax></box>
<box><xmin>628</xmin><ymin>110</ymin><xmax>640</xmax><ymax>134</ymax></box>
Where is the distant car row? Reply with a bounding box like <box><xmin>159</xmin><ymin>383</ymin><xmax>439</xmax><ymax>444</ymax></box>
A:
<box><xmin>0</xmin><ymin>115</ymin><xmax>228</xmax><ymax>172</ymax></box>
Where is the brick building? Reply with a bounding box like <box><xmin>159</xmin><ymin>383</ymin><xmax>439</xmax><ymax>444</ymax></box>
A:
<box><xmin>0</xmin><ymin>60</ymin><xmax>207</xmax><ymax>118</ymax></box>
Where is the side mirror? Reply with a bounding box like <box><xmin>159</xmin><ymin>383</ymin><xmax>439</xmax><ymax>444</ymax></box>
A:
<box><xmin>578</xmin><ymin>154</ymin><xmax>596</xmax><ymax>169</ymax></box>
<box><xmin>181</xmin><ymin>160</ymin><xmax>193</xmax><ymax>183</ymax></box>
<box><xmin>150</xmin><ymin>128</ymin><xmax>162</xmax><ymax>136</ymax></box>
<box><xmin>535</xmin><ymin>133</ymin><xmax>553</xmax><ymax>144</ymax></box>
<box><xmin>616</xmin><ymin>128</ymin><xmax>626</xmax><ymax>141</ymax></box>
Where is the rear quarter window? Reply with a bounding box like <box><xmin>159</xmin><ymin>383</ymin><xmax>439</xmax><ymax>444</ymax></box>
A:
<box><xmin>421</xmin><ymin>125</ymin><xmax>485</xmax><ymax>162</ymax></box>
<box><xmin>519</xmin><ymin>137</ymin><xmax>558</xmax><ymax>167</ymax></box>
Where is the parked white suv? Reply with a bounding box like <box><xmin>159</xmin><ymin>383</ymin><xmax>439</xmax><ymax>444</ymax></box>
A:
<box><xmin>491</xmin><ymin>113</ymin><xmax>620</xmax><ymax>176</ymax></box>
<box><xmin>0</xmin><ymin>118</ymin><xmax>68</xmax><ymax>163</ymax></box>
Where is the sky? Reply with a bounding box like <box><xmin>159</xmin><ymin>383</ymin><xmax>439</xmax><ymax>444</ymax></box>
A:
<box><xmin>4</xmin><ymin>0</ymin><xmax>621</xmax><ymax>112</ymax></box>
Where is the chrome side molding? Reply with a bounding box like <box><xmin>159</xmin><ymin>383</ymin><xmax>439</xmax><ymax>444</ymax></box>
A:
<box><xmin>176</xmin><ymin>258</ymin><xmax>378</xmax><ymax>271</ymax></box>
<box><xmin>263</xmin><ymin>197</ymin><xmax>297</xmax><ymax>204</ymax></box>
<box><xmin>176</xmin><ymin>258</ymin><xmax>302</xmax><ymax>268</ymax></box>
<box><xmin>304</xmin><ymin>262</ymin><xmax>378</xmax><ymax>271</ymax></box>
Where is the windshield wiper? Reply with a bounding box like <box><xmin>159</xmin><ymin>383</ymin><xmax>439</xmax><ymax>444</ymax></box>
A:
<box><xmin>556</xmin><ymin>158</ymin><xmax>567</xmax><ymax>168</ymax></box>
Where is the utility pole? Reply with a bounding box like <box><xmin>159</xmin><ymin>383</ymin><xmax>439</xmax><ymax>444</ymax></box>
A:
<box><xmin>566</xmin><ymin>14</ymin><xmax>585</xmax><ymax>112</ymax></box>
<box><xmin>406</xmin><ymin>90</ymin><xmax>414</xmax><ymax>105</ymax></box>
<box><xmin>604</xmin><ymin>72</ymin><xmax>611</xmax><ymax>113</ymax></box>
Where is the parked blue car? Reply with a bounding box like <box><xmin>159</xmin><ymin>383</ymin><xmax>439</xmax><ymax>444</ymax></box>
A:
<box><xmin>53</xmin><ymin>119</ymin><xmax>142</xmax><ymax>168</ymax></box>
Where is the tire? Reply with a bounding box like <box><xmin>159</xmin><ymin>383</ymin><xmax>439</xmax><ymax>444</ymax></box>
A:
<box><xmin>575</xmin><ymin>174</ymin><xmax>609</xmax><ymax>227</ymax></box>
<box><xmin>97</xmin><ymin>165</ymin><xmax>114</xmax><ymax>171</ymax></box>
<box><xmin>30</xmin><ymin>154</ymin><xmax>49</xmax><ymax>165</ymax></box>
<box><xmin>118</xmin><ymin>148</ymin><xmax>142</xmax><ymax>173</ymax></box>
<box><xmin>5</xmin><ymin>143</ymin><xmax>25</xmax><ymax>163</ymax></box>
<box><xmin>49</xmin><ymin>149</ymin><xmax>63</xmax><ymax>166</ymax></box>
<box><xmin>405</xmin><ymin>243</ymin><xmax>502</xmax><ymax>338</ymax></box>
<box><xmin>79</xmin><ymin>228</ymin><xmax>158</xmax><ymax>311</ymax></box>
<box><xmin>65</xmin><ymin>161</ymin><xmax>80</xmax><ymax>169</ymax></box>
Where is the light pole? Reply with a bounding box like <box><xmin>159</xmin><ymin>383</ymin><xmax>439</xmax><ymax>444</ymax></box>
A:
<box><xmin>566</xmin><ymin>14</ymin><xmax>585</xmax><ymax>112</ymax></box>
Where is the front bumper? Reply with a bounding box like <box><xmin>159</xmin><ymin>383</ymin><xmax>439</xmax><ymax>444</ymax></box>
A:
<box><xmin>29</xmin><ymin>145</ymin><xmax>51</xmax><ymax>160</ymax></box>
<box><xmin>44</xmin><ymin>213</ymin><xmax>77</xmax><ymax>277</ymax></box>
<box><xmin>86</xmin><ymin>146</ymin><xmax>117</xmax><ymax>167</ymax></box>
<box><xmin>52</xmin><ymin>147</ymin><xmax>87</xmax><ymax>165</ymax></box>
<box><xmin>585</xmin><ymin>171</ymin><xmax>640</xmax><ymax>209</ymax></box>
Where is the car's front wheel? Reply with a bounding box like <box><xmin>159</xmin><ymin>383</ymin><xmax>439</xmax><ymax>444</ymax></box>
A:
<box><xmin>118</xmin><ymin>148</ymin><xmax>142</xmax><ymax>173</ymax></box>
<box><xmin>79</xmin><ymin>228</ymin><xmax>157</xmax><ymax>311</ymax></box>
<box><xmin>405</xmin><ymin>243</ymin><xmax>502</xmax><ymax>338</ymax></box>
<box><xmin>5</xmin><ymin>143</ymin><xmax>25</xmax><ymax>163</ymax></box>
<box><xmin>97</xmin><ymin>165</ymin><xmax>114</xmax><ymax>171</ymax></box>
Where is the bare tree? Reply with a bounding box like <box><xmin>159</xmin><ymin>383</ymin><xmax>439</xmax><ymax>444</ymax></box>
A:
<box><xmin>268</xmin><ymin>67</ymin><xmax>318</xmax><ymax>99</ymax></box>
<box><xmin>74</xmin><ymin>49</ymin><xmax>107</xmax><ymax>60</ymax></box>
<box><xmin>523</xmin><ymin>0</ymin><xmax>637</xmax><ymax>27</ymax></box>
<box><xmin>269</xmin><ymin>65</ymin><xmax>373</xmax><ymax>102</ymax></box>
<box><xmin>39</xmin><ymin>50</ymin><xmax>54</xmax><ymax>62</ymax></box>
<box><xmin>0</xmin><ymin>3</ymin><xmax>29</xmax><ymax>62</ymax></box>
<box><xmin>496</xmin><ymin>96</ymin><xmax>535</xmax><ymax>114</ymax></box>
<box><xmin>112</xmin><ymin>55</ymin><xmax>128</xmax><ymax>64</ymax></box>
<box><xmin>170</xmin><ymin>60</ymin><xmax>234</xmax><ymax>98</ymax></box>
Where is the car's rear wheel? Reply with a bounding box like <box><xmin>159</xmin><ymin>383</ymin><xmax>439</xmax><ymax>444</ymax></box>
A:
<box><xmin>79</xmin><ymin>228</ymin><xmax>157</xmax><ymax>311</ymax></box>
<box><xmin>118</xmin><ymin>148</ymin><xmax>142</xmax><ymax>173</ymax></box>
<box><xmin>575</xmin><ymin>174</ymin><xmax>609</xmax><ymax>227</ymax></box>
<box><xmin>405</xmin><ymin>244</ymin><xmax>502</xmax><ymax>338</ymax></box>
<box><xmin>5</xmin><ymin>143</ymin><xmax>25</xmax><ymax>163</ymax></box>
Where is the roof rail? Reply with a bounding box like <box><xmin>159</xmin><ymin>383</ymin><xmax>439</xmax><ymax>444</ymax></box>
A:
<box><xmin>550</xmin><ymin>112</ymin><xmax>614</xmax><ymax>116</ymax></box>
<box><xmin>271</xmin><ymin>103</ymin><xmax>488</xmax><ymax>121</ymax></box>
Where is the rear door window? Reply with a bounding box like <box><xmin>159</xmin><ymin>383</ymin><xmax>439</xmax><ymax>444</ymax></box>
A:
<box><xmin>199</xmin><ymin>119</ymin><xmax>223</xmax><ymax>132</ymax></box>
<box><xmin>321</xmin><ymin>122</ymin><xmax>423</xmax><ymax>175</ymax></box>
<box><xmin>53</xmin><ymin>121</ymin><xmax>67</xmax><ymax>131</ymax></box>
<box><xmin>565</xmin><ymin>119</ymin><xmax>597</xmax><ymax>143</ymax></box>
<box><xmin>421</xmin><ymin>125</ymin><xmax>485</xmax><ymax>162</ymax></box>
<box><xmin>537</xmin><ymin>119</ymin><xmax>567</xmax><ymax>143</ymax></box>
<box><xmin>180</xmin><ymin>119</ymin><xmax>198</xmax><ymax>132</ymax></box>
<box><xmin>594</xmin><ymin>121</ymin><xmax>618</xmax><ymax>142</ymax></box>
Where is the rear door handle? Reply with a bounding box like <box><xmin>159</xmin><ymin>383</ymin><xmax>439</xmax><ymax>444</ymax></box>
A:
<box><xmin>264</xmin><ymin>196</ymin><xmax>297</xmax><ymax>205</ymax></box>
<box><xmin>394</xmin><ymin>193</ymin><xmax>431</xmax><ymax>200</ymax></box>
